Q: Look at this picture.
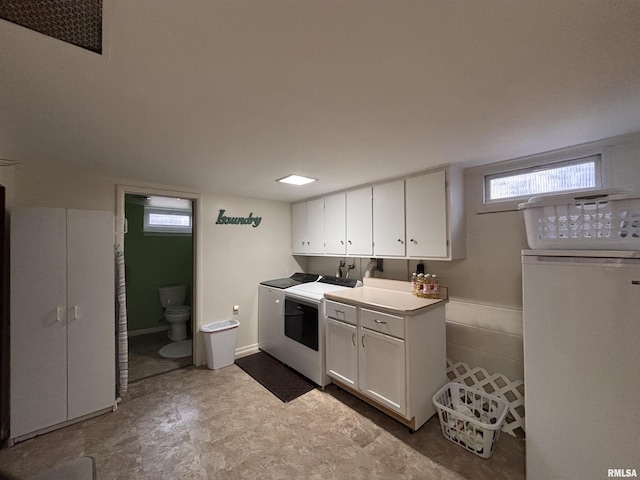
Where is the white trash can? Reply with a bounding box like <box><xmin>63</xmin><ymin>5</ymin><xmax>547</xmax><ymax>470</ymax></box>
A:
<box><xmin>200</xmin><ymin>320</ymin><xmax>240</xmax><ymax>370</ymax></box>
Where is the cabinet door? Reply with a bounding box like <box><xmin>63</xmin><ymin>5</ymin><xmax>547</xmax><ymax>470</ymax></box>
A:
<box><xmin>373</xmin><ymin>180</ymin><xmax>405</xmax><ymax>256</ymax></box>
<box><xmin>306</xmin><ymin>198</ymin><xmax>325</xmax><ymax>255</ymax></box>
<box><xmin>359</xmin><ymin>328</ymin><xmax>406</xmax><ymax>416</ymax></box>
<box><xmin>10</xmin><ymin>208</ymin><xmax>68</xmax><ymax>438</ymax></box>
<box><xmin>326</xmin><ymin>318</ymin><xmax>358</xmax><ymax>389</ymax></box>
<box><xmin>406</xmin><ymin>170</ymin><xmax>448</xmax><ymax>258</ymax></box>
<box><xmin>66</xmin><ymin>210</ymin><xmax>115</xmax><ymax>420</ymax></box>
<box><xmin>346</xmin><ymin>187</ymin><xmax>373</xmax><ymax>256</ymax></box>
<box><xmin>324</xmin><ymin>193</ymin><xmax>346</xmax><ymax>255</ymax></box>
<box><xmin>291</xmin><ymin>202</ymin><xmax>307</xmax><ymax>254</ymax></box>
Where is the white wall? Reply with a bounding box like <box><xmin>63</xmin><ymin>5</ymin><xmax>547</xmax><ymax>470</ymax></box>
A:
<box><xmin>309</xmin><ymin>132</ymin><xmax>640</xmax><ymax>382</ymax></box>
<box><xmin>442</xmin><ymin>133</ymin><xmax>640</xmax><ymax>380</ymax></box>
<box><xmin>5</xmin><ymin>160</ymin><xmax>306</xmax><ymax>366</ymax></box>
<box><xmin>5</xmin><ymin>132</ymin><xmax>639</xmax><ymax>376</ymax></box>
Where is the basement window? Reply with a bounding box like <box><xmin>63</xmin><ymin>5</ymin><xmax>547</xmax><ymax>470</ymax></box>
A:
<box><xmin>143</xmin><ymin>206</ymin><xmax>192</xmax><ymax>235</ymax></box>
<box><xmin>484</xmin><ymin>155</ymin><xmax>602</xmax><ymax>203</ymax></box>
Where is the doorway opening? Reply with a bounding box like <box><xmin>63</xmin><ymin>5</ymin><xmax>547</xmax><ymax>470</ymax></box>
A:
<box><xmin>116</xmin><ymin>186</ymin><xmax>200</xmax><ymax>383</ymax></box>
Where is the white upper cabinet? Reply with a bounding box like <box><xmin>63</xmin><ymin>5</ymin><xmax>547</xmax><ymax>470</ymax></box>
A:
<box><xmin>346</xmin><ymin>187</ymin><xmax>373</xmax><ymax>256</ymax></box>
<box><xmin>306</xmin><ymin>198</ymin><xmax>325</xmax><ymax>255</ymax></box>
<box><xmin>291</xmin><ymin>198</ymin><xmax>325</xmax><ymax>255</ymax></box>
<box><xmin>291</xmin><ymin>202</ymin><xmax>308</xmax><ymax>254</ymax></box>
<box><xmin>324</xmin><ymin>192</ymin><xmax>346</xmax><ymax>255</ymax></box>
<box><xmin>406</xmin><ymin>166</ymin><xmax>466</xmax><ymax>260</ymax></box>
<box><xmin>291</xmin><ymin>165</ymin><xmax>465</xmax><ymax>260</ymax></box>
<box><xmin>373</xmin><ymin>180</ymin><xmax>405</xmax><ymax>257</ymax></box>
<box><xmin>406</xmin><ymin>170</ymin><xmax>447</xmax><ymax>258</ymax></box>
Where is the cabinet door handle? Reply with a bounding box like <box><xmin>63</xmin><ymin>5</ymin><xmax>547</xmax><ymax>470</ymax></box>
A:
<box><xmin>275</xmin><ymin>299</ymin><xmax>280</xmax><ymax>304</ymax></box>
<box><xmin>340</xmin><ymin>240</ymin><xmax>344</xmax><ymax>245</ymax></box>
<box><xmin>348</xmin><ymin>240</ymin><xmax>353</xmax><ymax>245</ymax></box>
<box><xmin>632</xmin><ymin>280</ymin><xmax>640</xmax><ymax>285</ymax></box>
<box><xmin>373</xmin><ymin>319</ymin><xmax>387</xmax><ymax>324</ymax></box>
<box><xmin>56</xmin><ymin>307</ymin><xmax>63</xmax><ymax>322</ymax></box>
<box><xmin>352</xmin><ymin>332</ymin><xmax>356</xmax><ymax>346</ymax></box>
<box><xmin>361</xmin><ymin>334</ymin><xmax>365</xmax><ymax>348</ymax></box>
<box><xmin>410</xmin><ymin>238</ymin><xmax>417</xmax><ymax>244</ymax></box>
<box><xmin>397</xmin><ymin>239</ymin><xmax>404</xmax><ymax>244</ymax></box>
<box><xmin>73</xmin><ymin>305</ymin><xmax>79</xmax><ymax>320</ymax></box>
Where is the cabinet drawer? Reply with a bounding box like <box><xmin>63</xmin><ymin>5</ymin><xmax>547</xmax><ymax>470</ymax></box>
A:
<box><xmin>325</xmin><ymin>301</ymin><xmax>357</xmax><ymax>325</ymax></box>
<box><xmin>361</xmin><ymin>308</ymin><xmax>405</xmax><ymax>339</ymax></box>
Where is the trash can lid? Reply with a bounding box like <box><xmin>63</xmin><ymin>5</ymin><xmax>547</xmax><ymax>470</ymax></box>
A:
<box><xmin>200</xmin><ymin>319</ymin><xmax>240</xmax><ymax>333</ymax></box>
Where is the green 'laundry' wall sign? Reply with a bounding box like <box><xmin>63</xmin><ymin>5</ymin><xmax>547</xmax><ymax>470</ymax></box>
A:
<box><xmin>215</xmin><ymin>209</ymin><xmax>262</xmax><ymax>228</ymax></box>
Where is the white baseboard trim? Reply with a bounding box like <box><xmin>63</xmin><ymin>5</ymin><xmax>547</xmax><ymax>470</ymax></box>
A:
<box><xmin>128</xmin><ymin>326</ymin><xmax>169</xmax><ymax>337</ymax></box>
<box><xmin>235</xmin><ymin>343</ymin><xmax>259</xmax><ymax>359</ymax></box>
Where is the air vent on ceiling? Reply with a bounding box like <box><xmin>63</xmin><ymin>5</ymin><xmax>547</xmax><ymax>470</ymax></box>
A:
<box><xmin>0</xmin><ymin>0</ymin><xmax>102</xmax><ymax>54</ymax></box>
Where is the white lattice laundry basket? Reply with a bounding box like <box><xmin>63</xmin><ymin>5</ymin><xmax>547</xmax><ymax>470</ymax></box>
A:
<box><xmin>518</xmin><ymin>190</ymin><xmax>640</xmax><ymax>250</ymax></box>
<box><xmin>432</xmin><ymin>382</ymin><xmax>509</xmax><ymax>459</ymax></box>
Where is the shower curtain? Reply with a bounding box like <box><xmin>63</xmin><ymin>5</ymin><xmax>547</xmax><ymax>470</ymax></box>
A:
<box><xmin>115</xmin><ymin>246</ymin><xmax>129</xmax><ymax>397</ymax></box>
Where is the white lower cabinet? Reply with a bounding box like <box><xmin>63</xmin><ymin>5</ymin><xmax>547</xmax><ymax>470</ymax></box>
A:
<box><xmin>10</xmin><ymin>207</ymin><xmax>115</xmax><ymax>442</ymax></box>
<box><xmin>326</xmin><ymin>318</ymin><xmax>358</xmax><ymax>389</ymax></box>
<box><xmin>325</xmin><ymin>299</ymin><xmax>446</xmax><ymax>431</ymax></box>
<box><xmin>359</xmin><ymin>328</ymin><xmax>406</xmax><ymax>415</ymax></box>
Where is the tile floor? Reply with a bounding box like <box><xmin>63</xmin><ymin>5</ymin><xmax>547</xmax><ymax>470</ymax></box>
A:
<box><xmin>128</xmin><ymin>331</ymin><xmax>192</xmax><ymax>383</ymax></box>
<box><xmin>0</xmin><ymin>364</ymin><xmax>525</xmax><ymax>479</ymax></box>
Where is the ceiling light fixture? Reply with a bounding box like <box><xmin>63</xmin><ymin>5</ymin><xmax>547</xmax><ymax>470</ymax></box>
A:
<box><xmin>276</xmin><ymin>174</ymin><xmax>317</xmax><ymax>186</ymax></box>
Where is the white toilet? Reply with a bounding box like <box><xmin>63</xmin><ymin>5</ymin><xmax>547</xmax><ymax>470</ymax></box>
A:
<box><xmin>158</xmin><ymin>285</ymin><xmax>191</xmax><ymax>341</ymax></box>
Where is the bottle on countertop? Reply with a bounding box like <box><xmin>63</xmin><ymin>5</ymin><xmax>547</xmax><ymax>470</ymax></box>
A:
<box><xmin>431</xmin><ymin>274</ymin><xmax>440</xmax><ymax>299</ymax></box>
<box><xmin>424</xmin><ymin>273</ymin><xmax>432</xmax><ymax>298</ymax></box>
<box><xmin>411</xmin><ymin>273</ymin><xmax>417</xmax><ymax>296</ymax></box>
<box><xmin>416</xmin><ymin>273</ymin><xmax>425</xmax><ymax>298</ymax></box>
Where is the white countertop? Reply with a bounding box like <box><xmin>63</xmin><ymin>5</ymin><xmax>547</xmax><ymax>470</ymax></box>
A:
<box><xmin>324</xmin><ymin>278</ymin><xmax>447</xmax><ymax>316</ymax></box>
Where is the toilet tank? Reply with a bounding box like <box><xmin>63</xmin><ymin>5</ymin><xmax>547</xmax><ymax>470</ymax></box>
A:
<box><xmin>158</xmin><ymin>284</ymin><xmax>187</xmax><ymax>307</ymax></box>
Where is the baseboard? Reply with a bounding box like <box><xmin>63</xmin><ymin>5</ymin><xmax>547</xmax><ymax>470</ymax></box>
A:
<box><xmin>235</xmin><ymin>343</ymin><xmax>259</xmax><ymax>359</ymax></box>
<box><xmin>128</xmin><ymin>326</ymin><xmax>169</xmax><ymax>337</ymax></box>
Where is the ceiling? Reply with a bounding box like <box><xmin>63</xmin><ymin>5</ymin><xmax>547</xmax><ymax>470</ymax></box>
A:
<box><xmin>2</xmin><ymin>0</ymin><xmax>640</xmax><ymax>202</ymax></box>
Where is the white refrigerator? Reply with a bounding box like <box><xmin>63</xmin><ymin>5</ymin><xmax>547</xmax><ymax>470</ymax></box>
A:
<box><xmin>522</xmin><ymin>250</ymin><xmax>640</xmax><ymax>480</ymax></box>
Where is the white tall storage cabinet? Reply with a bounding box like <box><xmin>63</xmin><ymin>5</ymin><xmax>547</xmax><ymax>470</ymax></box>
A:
<box><xmin>522</xmin><ymin>250</ymin><xmax>640</xmax><ymax>480</ymax></box>
<box><xmin>10</xmin><ymin>207</ymin><xmax>115</xmax><ymax>442</ymax></box>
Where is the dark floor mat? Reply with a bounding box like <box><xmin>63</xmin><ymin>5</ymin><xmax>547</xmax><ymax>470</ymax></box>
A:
<box><xmin>235</xmin><ymin>351</ymin><xmax>315</xmax><ymax>402</ymax></box>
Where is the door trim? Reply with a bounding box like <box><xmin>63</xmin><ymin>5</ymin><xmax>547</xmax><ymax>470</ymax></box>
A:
<box><xmin>116</xmin><ymin>185</ymin><xmax>202</xmax><ymax>367</ymax></box>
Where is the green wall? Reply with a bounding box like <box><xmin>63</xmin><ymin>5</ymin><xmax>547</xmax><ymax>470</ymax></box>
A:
<box><xmin>124</xmin><ymin>197</ymin><xmax>193</xmax><ymax>332</ymax></box>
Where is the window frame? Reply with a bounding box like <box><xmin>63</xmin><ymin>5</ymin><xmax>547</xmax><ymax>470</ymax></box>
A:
<box><xmin>483</xmin><ymin>154</ymin><xmax>602</xmax><ymax>205</ymax></box>
<box><xmin>143</xmin><ymin>206</ymin><xmax>193</xmax><ymax>235</ymax></box>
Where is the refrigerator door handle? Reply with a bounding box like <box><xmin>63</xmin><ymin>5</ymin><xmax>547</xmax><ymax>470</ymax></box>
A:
<box><xmin>632</xmin><ymin>280</ymin><xmax>640</xmax><ymax>285</ymax></box>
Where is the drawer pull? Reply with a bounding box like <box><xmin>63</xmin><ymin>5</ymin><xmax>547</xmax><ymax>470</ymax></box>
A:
<box><xmin>632</xmin><ymin>280</ymin><xmax>640</xmax><ymax>285</ymax></box>
<box><xmin>335</xmin><ymin>309</ymin><xmax>345</xmax><ymax>314</ymax></box>
<box><xmin>352</xmin><ymin>332</ymin><xmax>356</xmax><ymax>346</ymax></box>
<box><xmin>373</xmin><ymin>319</ymin><xmax>387</xmax><ymax>324</ymax></box>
